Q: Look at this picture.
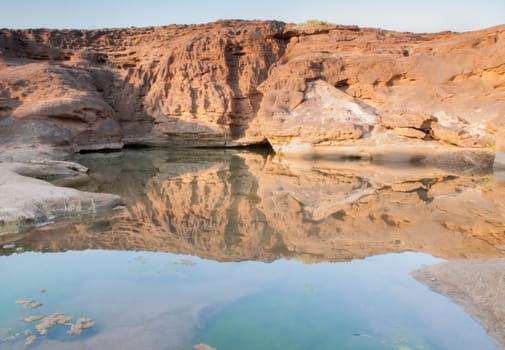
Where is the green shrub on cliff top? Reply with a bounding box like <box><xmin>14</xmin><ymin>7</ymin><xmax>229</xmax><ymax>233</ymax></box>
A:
<box><xmin>296</xmin><ymin>19</ymin><xmax>335</xmax><ymax>29</ymax></box>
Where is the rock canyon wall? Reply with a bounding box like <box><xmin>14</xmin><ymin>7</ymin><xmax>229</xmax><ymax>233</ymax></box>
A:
<box><xmin>1</xmin><ymin>20</ymin><xmax>504</xmax><ymax>165</ymax></box>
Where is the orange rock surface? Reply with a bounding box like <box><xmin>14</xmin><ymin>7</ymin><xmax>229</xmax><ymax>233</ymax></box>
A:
<box><xmin>1</xmin><ymin>20</ymin><xmax>504</xmax><ymax>164</ymax></box>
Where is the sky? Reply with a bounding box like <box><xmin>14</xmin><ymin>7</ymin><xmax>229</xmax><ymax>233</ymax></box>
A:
<box><xmin>0</xmin><ymin>0</ymin><xmax>504</xmax><ymax>33</ymax></box>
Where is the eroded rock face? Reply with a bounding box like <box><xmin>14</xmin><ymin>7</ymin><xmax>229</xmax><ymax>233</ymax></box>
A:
<box><xmin>4</xmin><ymin>149</ymin><xmax>505</xmax><ymax>262</ymax></box>
<box><xmin>0</xmin><ymin>62</ymin><xmax>121</xmax><ymax>151</ymax></box>
<box><xmin>0</xmin><ymin>21</ymin><xmax>504</xmax><ymax>163</ymax></box>
<box><xmin>254</xmin><ymin>24</ymin><xmax>504</xmax><ymax>162</ymax></box>
<box><xmin>262</xmin><ymin>80</ymin><xmax>377</xmax><ymax>153</ymax></box>
<box><xmin>0</xmin><ymin>21</ymin><xmax>287</xmax><ymax>149</ymax></box>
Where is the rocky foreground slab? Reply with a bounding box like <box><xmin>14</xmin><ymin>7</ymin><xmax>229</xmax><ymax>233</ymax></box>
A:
<box><xmin>413</xmin><ymin>259</ymin><xmax>505</xmax><ymax>349</ymax></box>
<box><xmin>0</xmin><ymin>146</ymin><xmax>122</xmax><ymax>235</ymax></box>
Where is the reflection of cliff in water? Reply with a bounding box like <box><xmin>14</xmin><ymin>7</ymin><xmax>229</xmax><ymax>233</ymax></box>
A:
<box><xmin>4</xmin><ymin>148</ymin><xmax>505</xmax><ymax>262</ymax></box>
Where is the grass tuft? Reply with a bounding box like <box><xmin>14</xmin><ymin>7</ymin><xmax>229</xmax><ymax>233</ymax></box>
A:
<box><xmin>295</xmin><ymin>19</ymin><xmax>335</xmax><ymax>29</ymax></box>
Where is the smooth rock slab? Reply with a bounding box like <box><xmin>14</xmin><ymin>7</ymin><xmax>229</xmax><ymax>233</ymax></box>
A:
<box><xmin>0</xmin><ymin>161</ymin><xmax>122</xmax><ymax>235</ymax></box>
<box><xmin>413</xmin><ymin>259</ymin><xmax>505</xmax><ymax>349</ymax></box>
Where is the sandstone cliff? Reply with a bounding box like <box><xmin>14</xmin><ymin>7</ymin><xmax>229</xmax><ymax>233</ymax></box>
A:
<box><xmin>1</xmin><ymin>20</ymin><xmax>504</xmax><ymax>165</ymax></box>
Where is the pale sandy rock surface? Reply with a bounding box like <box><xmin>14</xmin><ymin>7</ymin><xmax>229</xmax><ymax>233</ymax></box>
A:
<box><xmin>413</xmin><ymin>259</ymin><xmax>505</xmax><ymax>349</ymax></box>
<box><xmin>0</xmin><ymin>157</ymin><xmax>122</xmax><ymax>235</ymax></box>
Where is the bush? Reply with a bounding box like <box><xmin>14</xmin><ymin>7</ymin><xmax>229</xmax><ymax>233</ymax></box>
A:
<box><xmin>296</xmin><ymin>19</ymin><xmax>335</xmax><ymax>29</ymax></box>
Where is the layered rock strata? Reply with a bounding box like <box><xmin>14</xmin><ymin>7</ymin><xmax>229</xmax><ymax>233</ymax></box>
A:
<box><xmin>1</xmin><ymin>21</ymin><xmax>504</xmax><ymax>165</ymax></box>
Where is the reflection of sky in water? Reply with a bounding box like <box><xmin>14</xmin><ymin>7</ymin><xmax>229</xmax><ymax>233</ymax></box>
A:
<box><xmin>0</xmin><ymin>251</ymin><xmax>497</xmax><ymax>349</ymax></box>
<box><xmin>1</xmin><ymin>148</ymin><xmax>502</xmax><ymax>348</ymax></box>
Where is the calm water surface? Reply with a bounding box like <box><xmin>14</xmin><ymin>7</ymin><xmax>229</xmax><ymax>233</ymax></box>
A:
<box><xmin>0</xmin><ymin>148</ymin><xmax>503</xmax><ymax>349</ymax></box>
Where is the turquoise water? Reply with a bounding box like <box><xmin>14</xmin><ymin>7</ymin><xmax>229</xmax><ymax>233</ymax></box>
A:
<box><xmin>0</xmin><ymin>251</ymin><xmax>497</xmax><ymax>349</ymax></box>
<box><xmin>0</xmin><ymin>148</ymin><xmax>502</xmax><ymax>349</ymax></box>
<box><xmin>193</xmin><ymin>253</ymin><xmax>496</xmax><ymax>350</ymax></box>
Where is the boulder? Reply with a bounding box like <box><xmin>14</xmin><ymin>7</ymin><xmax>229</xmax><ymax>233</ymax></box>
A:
<box><xmin>392</xmin><ymin>127</ymin><xmax>427</xmax><ymax>139</ymax></box>
<box><xmin>430</xmin><ymin>111</ymin><xmax>489</xmax><ymax>148</ymax></box>
<box><xmin>0</xmin><ymin>162</ymin><xmax>123</xmax><ymax>235</ymax></box>
<box><xmin>262</xmin><ymin>80</ymin><xmax>377</xmax><ymax>155</ymax></box>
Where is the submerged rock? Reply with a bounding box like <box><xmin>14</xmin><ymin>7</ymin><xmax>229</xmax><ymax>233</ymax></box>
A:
<box><xmin>194</xmin><ymin>343</ymin><xmax>217</xmax><ymax>350</ymax></box>
<box><xmin>35</xmin><ymin>313</ymin><xmax>73</xmax><ymax>336</ymax></box>
<box><xmin>16</xmin><ymin>294</ymin><xmax>95</xmax><ymax>343</ymax></box>
<box><xmin>24</xmin><ymin>334</ymin><xmax>36</xmax><ymax>346</ymax></box>
<box><xmin>29</xmin><ymin>302</ymin><xmax>43</xmax><ymax>309</ymax></box>
<box><xmin>1</xmin><ymin>333</ymin><xmax>21</xmax><ymax>342</ymax></box>
<box><xmin>0</xmin><ymin>328</ymin><xmax>13</xmax><ymax>339</ymax></box>
<box><xmin>66</xmin><ymin>317</ymin><xmax>95</xmax><ymax>335</ymax></box>
<box><xmin>171</xmin><ymin>259</ymin><xmax>197</xmax><ymax>267</ymax></box>
<box><xmin>15</xmin><ymin>299</ymin><xmax>43</xmax><ymax>310</ymax></box>
<box><xmin>19</xmin><ymin>315</ymin><xmax>44</xmax><ymax>323</ymax></box>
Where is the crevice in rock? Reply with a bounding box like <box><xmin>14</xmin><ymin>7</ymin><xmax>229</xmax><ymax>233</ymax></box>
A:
<box><xmin>194</xmin><ymin>139</ymin><xmax>274</xmax><ymax>154</ymax></box>
<box><xmin>385</xmin><ymin>73</ymin><xmax>418</xmax><ymax>87</ymax></box>
<box><xmin>77</xmin><ymin>147</ymin><xmax>123</xmax><ymax>154</ymax></box>
<box><xmin>122</xmin><ymin>143</ymin><xmax>155</xmax><ymax>150</ymax></box>
<box><xmin>335</xmin><ymin>79</ymin><xmax>350</xmax><ymax>91</ymax></box>
<box><xmin>225</xmin><ymin>41</ymin><xmax>246</xmax><ymax>138</ymax></box>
